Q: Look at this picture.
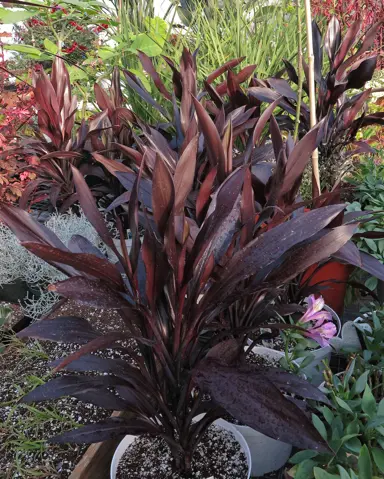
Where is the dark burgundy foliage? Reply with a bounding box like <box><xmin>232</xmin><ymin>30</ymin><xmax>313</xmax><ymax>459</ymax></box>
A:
<box><xmin>2</xmin><ymin>41</ymin><xmax>384</xmax><ymax>475</ymax></box>
<box><xmin>247</xmin><ymin>17</ymin><xmax>384</xmax><ymax>187</ymax></box>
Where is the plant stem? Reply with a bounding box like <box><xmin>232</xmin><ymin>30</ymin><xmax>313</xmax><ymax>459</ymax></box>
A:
<box><xmin>294</xmin><ymin>0</ymin><xmax>303</xmax><ymax>143</ymax></box>
<box><xmin>304</xmin><ymin>0</ymin><xmax>321</xmax><ymax>197</ymax></box>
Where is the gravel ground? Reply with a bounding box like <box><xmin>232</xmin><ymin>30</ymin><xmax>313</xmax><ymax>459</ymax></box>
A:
<box><xmin>0</xmin><ymin>301</ymin><xmax>137</xmax><ymax>479</ymax></box>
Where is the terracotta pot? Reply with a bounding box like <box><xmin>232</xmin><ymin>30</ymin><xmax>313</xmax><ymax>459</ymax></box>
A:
<box><xmin>111</xmin><ymin>418</ymin><xmax>251</xmax><ymax>479</ymax></box>
<box><xmin>301</xmin><ymin>261</ymin><xmax>353</xmax><ymax>316</ymax></box>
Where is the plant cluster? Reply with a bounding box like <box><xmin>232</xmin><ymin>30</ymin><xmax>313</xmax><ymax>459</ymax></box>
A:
<box><xmin>0</xmin><ymin>3</ymin><xmax>384</xmax><ymax>476</ymax></box>
<box><xmin>345</xmin><ymin>156</ymin><xmax>384</xmax><ymax>291</ymax></box>
<box><xmin>312</xmin><ymin>0</ymin><xmax>384</xmax><ymax>69</ymax></box>
<box><xmin>248</xmin><ymin>17</ymin><xmax>384</xmax><ymax>190</ymax></box>
<box><xmin>288</xmin><ymin>307</ymin><xmax>384</xmax><ymax>479</ymax></box>
<box><xmin>1</xmin><ymin>46</ymin><xmax>371</xmax><ymax>474</ymax></box>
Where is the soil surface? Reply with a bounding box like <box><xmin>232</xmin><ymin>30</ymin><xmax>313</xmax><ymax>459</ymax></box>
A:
<box><xmin>0</xmin><ymin>300</ymin><xmax>136</xmax><ymax>479</ymax></box>
<box><xmin>246</xmin><ymin>351</ymin><xmax>280</xmax><ymax>368</ymax></box>
<box><xmin>116</xmin><ymin>425</ymin><xmax>248</xmax><ymax>479</ymax></box>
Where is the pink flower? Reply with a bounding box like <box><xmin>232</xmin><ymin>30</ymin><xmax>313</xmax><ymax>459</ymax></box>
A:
<box><xmin>299</xmin><ymin>295</ymin><xmax>332</xmax><ymax>324</ymax></box>
<box><xmin>297</xmin><ymin>295</ymin><xmax>336</xmax><ymax>347</ymax></box>
<box><xmin>303</xmin><ymin>319</ymin><xmax>337</xmax><ymax>347</ymax></box>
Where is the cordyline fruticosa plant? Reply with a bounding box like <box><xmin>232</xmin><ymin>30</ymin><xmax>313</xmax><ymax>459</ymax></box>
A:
<box><xmin>0</xmin><ymin>58</ymin><xmax>135</xmax><ymax>211</ymax></box>
<box><xmin>247</xmin><ymin>17</ymin><xmax>384</xmax><ymax>188</ymax></box>
<box><xmin>0</xmin><ymin>85</ymin><xmax>366</xmax><ymax>474</ymax></box>
<box><xmin>3</xmin><ymin>49</ymin><xmax>260</xmax><ymax>212</ymax></box>
<box><xmin>95</xmin><ymin>49</ymin><xmax>384</xmax><ymax>314</ymax></box>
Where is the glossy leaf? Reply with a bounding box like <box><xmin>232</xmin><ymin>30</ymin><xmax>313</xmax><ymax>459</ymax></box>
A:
<box><xmin>192</xmin><ymin>96</ymin><xmax>226</xmax><ymax>182</ymax></box>
<box><xmin>324</xmin><ymin>16</ymin><xmax>341</xmax><ymax>62</ymax></box>
<box><xmin>17</xmin><ymin>316</ymin><xmax>100</xmax><ymax>344</ymax></box>
<box><xmin>50</xmin><ymin>417</ymin><xmax>159</xmax><ymax>444</ymax></box>
<box><xmin>22</xmin><ymin>242</ymin><xmax>124</xmax><ymax>289</ymax></box>
<box><xmin>194</xmin><ymin>360</ymin><xmax>328</xmax><ymax>452</ymax></box>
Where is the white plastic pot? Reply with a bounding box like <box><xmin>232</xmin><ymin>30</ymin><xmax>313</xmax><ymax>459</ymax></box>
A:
<box><xmin>295</xmin><ymin>304</ymin><xmax>342</xmax><ymax>386</ymax></box>
<box><xmin>110</xmin><ymin>418</ymin><xmax>251</xmax><ymax>479</ymax></box>
<box><xmin>239</xmin><ymin>345</ymin><xmax>296</xmax><ymax>476</ymax></box>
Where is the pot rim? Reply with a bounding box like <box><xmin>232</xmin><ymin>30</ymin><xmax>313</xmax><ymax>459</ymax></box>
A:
<box><xmin>110</xmin><ymin>417</ymin><xmax>252</xmax><ymax>479</ymax></box>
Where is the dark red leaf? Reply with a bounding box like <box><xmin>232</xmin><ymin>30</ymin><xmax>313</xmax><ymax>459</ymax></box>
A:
<box><xmin>71</xmin><ymin>166</ymin><xmax>120</xmax><ymax>257</ymax></box>
<box><xmin>50</xmin><ymin>277</ymin><xmax>127</xmax><ymax>308</ymax></box>
<box><xmin>281</xmin><ymin>123</ymin><xmax>322</xmax><ymax>196</ymax></box>
<box><xmin>333</xmin><ymin>20</ymin><xmax>361</xmax><ymax>70</ymax></box>
<box><xmin>196</xmin><ymin>167</ymin><xmax>217</xmax><ymax>223</ymax></box>
<box><xmin>92</xmin><ymin>153</ymin><xmax>134</xmax><ymax>177</ymax></box>
<box><xmin>268</xmin><ymin>225</ymin><xmax>357</xmax><ymax>285</ymax></box>
<box><xmin>22</xmin><ymin>242</ymin><xmax>124</xmax><ymax>289</ymax></box>
<box><xmin>174</xmin><ymin>136</ymin><xmax>198</xmax><ymax>214</ymax></box>
<box><xmin>206</xmin><ymin>57</ymin><xmax>245</xmax><ymax>84</ymax></box>
<box><xmin>194</xmin><ymin>360</ymin><xmax>328</xmax><ymax>452</ymax></box>
<box><xmin>324</xmin><ymin>16</ymin><xmax>341</xmax><ymax>62</ymax></box>
<box><xmin>218</xmin><ymin>204</ymin><xmax>346</xmax><ymax>287</ymax></box>
<box><xmin>17</xmin><ymin>316</ymin><xmax>100</xmax><ymax>344</ymax></box>
<box><xmin>192</xmin><ymin>95</ymin><xmax>226</xmax><ymax>183</ymax></box>
<box><xmin>138</xmin><ymin>51</ymin><xmax>172</xmax><ymax>100</ymax></box>
<box><xmin>346</xmin><ymin>55</ymin><xmax>377</xmax><ymax>90</ymax></box>
<box><xmin>152</xmin><ymin>156</ymin><xmax>175</xmax><ymax>236</ymax></box>
<box><xmin>22</xmin><ymin>375</ymin><xmax>123</xmax><ymax>404</ymax></box>
<box><xmin>50</xmin><ymin>417</ymin><xmax>159</xmax><ymax>444</ymax></box>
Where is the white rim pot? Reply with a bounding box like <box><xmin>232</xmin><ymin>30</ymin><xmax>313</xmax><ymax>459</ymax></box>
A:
<box><xmin>110</xmin><ymin>418</ymin><xmax>251</xmax><ymax>479</ymax></box>
<box><xmin>295</xmin><ymin>304</ymin><xmax>341</xmax><ymax>386</ymax></box>
<box><xmin>239</xmin><ymin>345</ymin><xmax>298</xmax><ymax>476</ymax></box>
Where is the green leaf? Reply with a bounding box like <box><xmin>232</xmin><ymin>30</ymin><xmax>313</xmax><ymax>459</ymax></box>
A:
<box><xmin>295</xmin><ymin>459</ymin><xmax>317</xmax><ymax>479</ymax></box>
<box><xmin>358</xmin><ymin>445</ymin><xmax>373</xmax><ymax>479</ymax></box>
<box><xmin>43</xmin><ymin>38</ymin><xmax>58</xmax><ymax>55</ymax></box>
<box><xmin>312</xmin><ymin>414</ymin><xmax>327</xmax><ymax>441</ymax></box>
<box><xmin>314</xmin><ymin>467</ymin><xmax>340</xmax><ymax>479</ymax></box>
<box><xmin>340</xmin><ymin>434</ymin><xmax>360</xmax><ymax>446</ymax></box>
<box><xmin>144</xmin><ymin>16</ymin><xmax>167</xmax><ymax>46</ymax></box>
<box><xmin>353</xmin><ymin>370</ymin><xmax>370</xmax><ymax>395</ymax></box>
<box><xmin>67</xmin><ymin>66</ymin><xmax>88</xmax><ymax>80</ymax></box>
<box><xmin>337</xmin><ymin>465</ymin><xmax>351</xmax><ymax>479</ymax></box>
<box><xmin>130</xmin><ymin>33</ymin><xmax>163</xmax><ymax>57</ymax></box>
<box><xmin>345</xmin><ymin>437</ymin><xmax>362</xmax><ymax>453</ymax></box>
<box><xmin>289</xmin><ymin>450</ymin><xmax>319</xmax><ymax>464</ymax></box>
<box><xmin>365</xmin><ymin>276</ymin><xmax>378</xmax><ymax>291</ymax></box>
<box><xmin>3</xmin><ymin>44</ymin><xmax>42</xmax><ymax>58</ymax></box>
<box><xmin>322</xmin><ymin>406</ymin><xmax>335</xmax><ymax>426</ymax></box>
<box><xmin>378</xmin><ymin>399</ymin><xmax>384</xmax><ymax>416</ymax></box>
<box><xmin>372</xmin><ymin>447</ymin><xmax>384</xmax><ymax>474</ymax></box>
<box><xmin>346</xmin><ymin>418</ymin><xmax>359</xmax><ymax>435</ymax></box>
<box><xmin>299</xmin><ymin>353</ymin><xmax>316</xmax><ymax>369</ymax></box>
<box><xmin>367</xmin><ymin>416</ymin><xmax>384</xmax><ymax>429</ymax></box>
<box><xmin>98</xmin><ymin>48</ymin><xmax>116</xmax><ymax>60</ymax></box>
<box><xmin>362</xmin><ymin>385</ymin><xmax>377</xmax><ymax>418</ymax></box>
<box><xmin>0</xmin><ymin>7</ymin><xmax>36</xmax><ymax>23</ymax></box>
<box><xmin>364</xmin><ymin>238</ymin><xmax>377</xmax><ymax>253</ymax></box>
<box><xmin>335</xmin><ymin>397</ymin><xmax>353</xmax><ymax>413</ymax></box>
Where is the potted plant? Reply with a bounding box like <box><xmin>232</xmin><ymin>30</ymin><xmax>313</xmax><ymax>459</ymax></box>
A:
<box><xmin>2</xmin><ymin>44</ymin><xmax>370</xmax><ymax>474</ymax></box>
<box><xmin>0</xmin><ymin>128</ymin><xmax>358</xmax><ymax>477</ymax></box>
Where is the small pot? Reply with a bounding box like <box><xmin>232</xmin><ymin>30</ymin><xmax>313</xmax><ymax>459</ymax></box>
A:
<box><xmin>240</xmin><ymin>345</ymin><xmax>298</xmax><ymax>476</ymax></box>
<box><xmin>110</xmin><ymin>418</ymin><xmax>251</xmax><ymax>479</ymax></box>
<box><xmin>296</xmin><ymin>304</ymin><xmax>341</xmax><ymax>386</ymax></box>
